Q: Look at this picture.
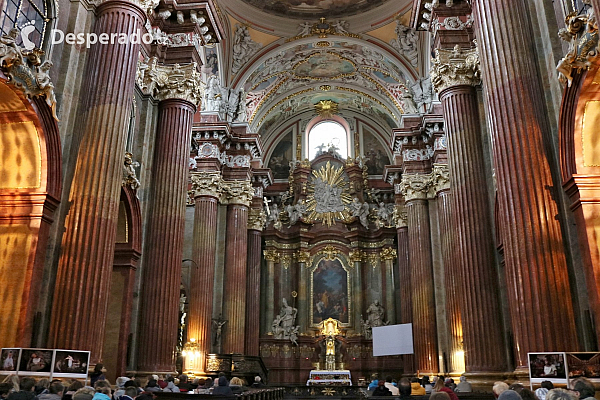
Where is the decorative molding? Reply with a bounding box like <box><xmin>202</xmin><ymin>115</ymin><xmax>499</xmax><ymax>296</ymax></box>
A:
<box><xmin>366</xmin><ymin>253</ymin><xmax>379</xmax><ymax>269</ymax></box>
<box><xmin>190</xmin><ymin>171</ymin><xmax>222</xmax><ymax>198</ymax></box>
<box><xmin>220</xmin><ymin>180</ymin><xmax>254</xmax><ymax>206</ymax></box>
<box><xmin>317</xmin><ymin>245</ymin><xmax>339</xmax><ymax>261</ymax></box>
<box><xmin>431</xmin><ymin>45</ymin><xmax>481</xmax><ymax>93</ymax></box>
<box><xmin>390</xmin><ymin>21</ymin><xmax>419</xmax><ymax>67</ymax></box>
<box><xmin>136</xmin><ymin>57</ymin><xmax>203</xmax><ymax>104</ymax></box>
<box><xmin>0</xmin><ymin>30</ymin><xmax>58</xmax><ymax>120</ymax></box>
<box><xmin>398</xmin><ymin>173</ymin><xmax>431</xmax><ymax>201</ymax></box>
<box><xmin>430</xmin><ymin>14</ymin><xmax>474</xmax><ymax>37</ymax></box>
<box><xmin>557</xmin><ymin>4</ymin><xmax>598</xmax><ymax>85</ymax></box>
<box><xmin>279</xmin><ymin>253</ymin><xmax>293</xmax><ymax>269</ymax></box>
<box><xmin>403</xmin><ymin>146</ymin><xmax>434</xmax><ymax>162</ymax></box>
<box><xmin>248</xmin><ymin>208</ymin><xmax>266</xmax><ymax>231</ymax></box>
<box><xmin>434</xmin><ymin>134</ymin><xmax>447</xmax><ymax>151</ymax></box>
<box><xmin>232</xmin><ymin>24</ymin><xmax>262</xmax><ymax>75</ymax></box>
<box><xmin>197</xmin><ymin>142</ymin><xmax>220</xmax><ymax>159</ymax></box>
<box><xmin>287</xmin><ymin>18</ymin><xmax>359</xmax><ymax>42</ymax></box>
<box><xmin>314</xmin><ymin>100</ymin><xmax>339</xmax><ymax>118</ymax></box>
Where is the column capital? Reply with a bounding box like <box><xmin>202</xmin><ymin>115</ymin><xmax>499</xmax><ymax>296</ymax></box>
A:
<box><xmin>431</xmin><ymin>45</ymin><xmax>481</xmax><ymax>93</ymax></box>
<box><xmin>263</xmin><ymin>249</ymin><xmax>280</xmax><ymax>262</ymax></box>
<box><xmin>247</xmin><ymin>208</ymin><xmax>266</xmax><ymax>231</ymax></box>
<box><xmin>349</xmin><ymin>249</ymin><xmax>365</xmax><ymax>263</ymax></box>
<box><xmin>380</xmin><ymin>247</ymin><xmax>397</xmax><ymax>261</ymax></box>
<box><xmin>220</xmin><ymin>180</ymin><xmax>253</xmax><ymax>206</ymax></box>
<box><xmin>190</xmin><ymin>171</ymin><xmax>222</xmax><ymax>198</ymax></box>
<box><xmin>295</xmin><ymin>250</ymin><xmax>310</xmax><ymax>264</ymax></box>
<box><xmin>137</xmin><ymin>58</ymin><xmax>204</xmax><ymax>105</ymax></box>
<box><xmin>399</xmin><ymin>173</ymin><xmax>431</xmax><ymax>201</ymax></box>
<box><xmin>393</xmin><ymin>205</ymin><xmax>408</xmax><ymax>228</ymax></box>
<box><xmin>94</xmin><ymin>0</ymin><xmax>158</xmax><ymax>16</ymax></box>
<box><xmin>429</xmin><ymin>163</ymin><xmax>450</xmax><ymax>196</ymax></box>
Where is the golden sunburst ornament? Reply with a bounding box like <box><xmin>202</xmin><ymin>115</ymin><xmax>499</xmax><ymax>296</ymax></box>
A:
<box><xmin>315</xmin><ymin>100</ymin><xmax>339</xmax><ymax>118</ymax></box>
<box><xmin>306</xmin><ymin>161</ymin><xmax>351</xmax><ymax>226</ymax></box>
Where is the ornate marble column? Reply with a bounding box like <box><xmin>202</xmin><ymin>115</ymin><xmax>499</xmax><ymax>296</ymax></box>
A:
<box><xmin>430</xmin><ymin>165</ymin><xmax>464</xmax><ymax>373</ymax></box>
<box><xmin>185</xmin><ymin>171</ymin><xmax>222</xmax><ymax>373</ymax></box>
<box><xmin>381</xmin><ymin>248</ymin><xmax>397</xmax><ymax>325</ymax></box>
<box><xmin>349</xmin><ymin>250</ymin><xmax>365</xmax><ymax>334</ymax></box>
<box><xmin>296</xmin><ymin>250</ymin><xmax>310</xmax><ymax>332</ymax></box>
<box><xmin>245</xmin><ymin>208</ymin><xmax>266</xmax><ymax>356</ymax></box>
<box><xmin>263</xmin><ymin>249</ymin><xmax>279</xmax><ymax>334</ymax></box>
<box><xmin>399</xmin><ymin>174</ymin><xmax>438</xmax><ymax>374</ymax></box>
<box><xmin>221</xmin><ymin>181</ymin><xmax>253</xmax><ymax>354</ymax></box>
<box><xmin>431</xmin><ymin>47</ymin><xmax>506</xmax><ymax>372</ymax></box>
<box><xmin>394</xmin><ymin>205</ymin><xmax>414</xmax><ymax>373</ymax></box>
<box><xmin>472</xmin><ymin>0</ymin><xmax>579</xmax><ymax>368</ymax></box>
<box><xmin>137</xmin><ymin>63</ymin><xmax>201</xmax><ymax>373</ymax></box>
<box><xmin>48</xmin><ymin>0</ymin><xmax>152</xmax><ymax>363</ymax></box>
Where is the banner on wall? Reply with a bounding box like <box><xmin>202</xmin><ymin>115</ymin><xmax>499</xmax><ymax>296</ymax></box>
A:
<box><xmin>1</xmin><ymin>348</ymin><xmax>90</xmax><ymax>379</ymax></box>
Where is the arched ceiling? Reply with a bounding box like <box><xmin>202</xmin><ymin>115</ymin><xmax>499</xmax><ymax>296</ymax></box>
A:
<box><xmin>237</xmin><ymin>0</ymin><xmax>394</xmax><ymax>20</ymax></box>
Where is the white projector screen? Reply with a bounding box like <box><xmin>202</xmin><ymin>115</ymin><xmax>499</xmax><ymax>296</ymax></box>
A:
<box><xmin>372</xmin><ymin>323</ymin><xmax>414</xmax><ymax>356</ymax></box>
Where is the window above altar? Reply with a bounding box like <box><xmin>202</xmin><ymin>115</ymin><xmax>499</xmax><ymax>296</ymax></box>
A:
<box><xmin>308</xmin><ymin>121</ymin><xmax>348</xmax><ymax>160</ymax></box>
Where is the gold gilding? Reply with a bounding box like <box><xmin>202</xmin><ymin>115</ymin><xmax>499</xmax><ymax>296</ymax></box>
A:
<box><xmin>582</xmin><ymin>101</ymin><xmax>600</xmax><ymax>167</ymax></box>
<box><xmin>0</xmin><ymin>82</ymin><xmax>27</xmax><ymax>112</ymax></box>
<box><xmin>0</xmin><ymin>121</ymin><xmax>42</xmax><ymax>189</ymax></box>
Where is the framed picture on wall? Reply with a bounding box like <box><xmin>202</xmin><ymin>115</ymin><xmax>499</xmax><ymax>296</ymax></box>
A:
<box><xmin>52</xmin><ymin>350</ymin><xmax>90</xmax><ymax>378</ymax></box>
<box><xmin>1</xmin><ymin>348</ymin><xmax>21</xmax><ymax>372</ymax></box>
<box><xmin>18</xmin><ymin>349</ymin><xmax>53</xmax><ymax>375</ymax></box>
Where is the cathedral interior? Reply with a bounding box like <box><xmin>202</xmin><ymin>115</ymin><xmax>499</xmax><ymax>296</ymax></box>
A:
<box><xmin>1</xmin><ymin>0</ymin><xmax>600</xmax><ymax>389</ymax></box>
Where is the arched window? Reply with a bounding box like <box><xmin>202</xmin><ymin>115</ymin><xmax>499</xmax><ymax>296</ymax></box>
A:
<box><xmin>308</xmin><ymin>120</ymin><xmax>348</xmax><ymax>160</ymax></box>
<box><xmin>1</xmin><ymin>0</ymin><xmax>49</xmax><ymax>49</ymax></box>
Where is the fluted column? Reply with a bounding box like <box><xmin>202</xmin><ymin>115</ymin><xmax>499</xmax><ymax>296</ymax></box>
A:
<box><xmin>138</xmin><ymin>77</ymin><xmax>200</xmax><ymax>372</ymax></box>
<box><xmin>381</xmin><ymin>248</ymin><xmax>397</xmax><ymax>325</ymax></box>
<box><xmin>431</xmin><ymin>165</ymin><xmax>464</xmax><ymax>373</ymax></box>
<box><xmin>395</xmin><ymin>206</ymin><xmax>414</xmax><ymax>374</ymax></box>
<box><xmin>245</xmin><ymin>209</ymin><xmax>266</xmax><ymax>356</ymax></box>
<box><xmin>349</xmin><ymin>250</ymin><xmax>364</xmax><ymax>334</ymax></box>
<box><xmin>263</xmin><ymin>250</ymin><xmax>279</xmax><ymax>334</ymax></box>
<box><xmin>399</xmin><ymin>174</ymin><xmax>438</xmax><ymax>374</ymax></box>
<box><xmin>472</xmin><ymin>0</ymin><xmax>578</xmax><ymax>368</ymax></box>
<box><xmin>431</xmin><ymin>48</ymin><xmax>507</xmax><ymax>372</ymax></box>
<box><xmin>296</xmin><ymin>251</ymin><xmax>310</xmax><ymax>332</ymax></box>
<box><xmin>48</xmin><ymin>0</ymin><xmax>146</xmax><ymax>363</ymax></box>
<box><xmin>221</xmin><ymin>181</ymin><xmax>253</xmax><ymax>354</ymax></box>
<box><xmin>185</xmin><ymin>171</ymin><xmax>222</xmax><ymax>373</ymax></box>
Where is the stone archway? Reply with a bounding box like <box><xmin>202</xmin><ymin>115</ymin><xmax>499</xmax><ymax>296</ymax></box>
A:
<box><xmin>0</xmin><ymin>77</ymin><xmax>61</xmax><ymax>349</ymax></box>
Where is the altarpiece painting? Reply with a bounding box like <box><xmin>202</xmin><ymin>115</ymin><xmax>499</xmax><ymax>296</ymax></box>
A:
<box><xmin>311</xmin><ymin>258</ymin><xmax>350</xmax><ymax>325</ymax></box>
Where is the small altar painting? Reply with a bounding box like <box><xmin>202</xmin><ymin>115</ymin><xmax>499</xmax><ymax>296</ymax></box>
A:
<box><xmin>312</xmin><ymin>259</ymin><xmax>349</xmax><ymax>324</ymax></box>
<box><xmin>268</xmin><ymin>131</ymin><xmax>293</xmax><ymax>180</ymax></box>
<box><xmin>362</xmin><ymin>127</ymin><xmax>390</xmax><ymax>175</ymax></box>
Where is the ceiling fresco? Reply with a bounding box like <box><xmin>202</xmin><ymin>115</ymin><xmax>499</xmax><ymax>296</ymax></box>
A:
<box><xmin>238</xmin><ymin>0</ymin><xmax>393</xmax><ymax>19</ymax></box>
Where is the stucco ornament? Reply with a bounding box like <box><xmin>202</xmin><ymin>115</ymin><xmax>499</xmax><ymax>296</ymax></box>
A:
<box><xmin>306</xmin><ymin>162</ymin><xmax>352</xmax><ymax>226</ymax></box>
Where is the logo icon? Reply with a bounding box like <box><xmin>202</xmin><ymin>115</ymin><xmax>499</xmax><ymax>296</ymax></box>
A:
<box><xmin>20</xmin><ymin>23</ymin><xmax>36</xmax><ymax>50</ymax></box>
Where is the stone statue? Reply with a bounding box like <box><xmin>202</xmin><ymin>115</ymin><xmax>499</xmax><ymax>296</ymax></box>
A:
<box><xmin>411</xmin><ymin>77</ymin><xmax>435</xmax><ymax>111</ymax></box>
<box><xmin>204</xmin><ymin>75</ymin><xmax>222</xmax><ymax>112</ymax></box>
<box><xmin>286</xmin><ymin>200</ymin><xmax>306</xmax><ymax>226</ymax></box>
<box><xmin>234</xmin><ymin>88</ymin><xmax>247</xmax><ymax>122</ymax></box>
<box><xmin>123</xmin><ymin>152</ymin><xmax>141</xmax><ymax>190</ymax></box>
<box><xmin>333</xmin><ymin>20</ymin><xmax>349</xmax><ymax>34</ymax></box>
<box><xmin>375</xmin><ymin>202</ymin><xmax>394</xmax><ymax>228</ymax></box>
<box><xmin>390</xmin><ymin>22</ymin><xmax>418</xmax><ymax>67</ymax></box>
<box><xmin>401</xmin><ymin>88</ymin><xmax>419</xmax><ymax>114</ymax></box>
<box><xmin>298</xmin><ymin>22</ymin><xmax>312</xmax><ymax>37</ymax></box>
<box><xmin>366</xmin><ymin>300</ymin><xmax>385</xmax><ymax>327</ymax></box>
<box><xmin>232</xmin><ymin>24</ymin><xmax>262</xmax><ymax>74</ymax></box>
<box><xmin>272</xmin><ymin>298</ymin><xmax>299</xmax><ymax>344</ymax></box>
<box><xmin>349</xmin><ymin>197</ymin><xmax>370</xmax><ymax>229</ymax></box>
<box><xmin>179</xmin><ymin>293</ymin><xmax>187</xmax><ymax>314</ymax></box>
<box><xmin>267</xmin><ymin>203</ymin><xmax>282</xmax><ymax>230</ymax></box>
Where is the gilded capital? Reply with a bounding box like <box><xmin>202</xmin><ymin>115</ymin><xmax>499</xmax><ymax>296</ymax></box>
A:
<box><xmin>136</xmin><ymin>58</ymin><xmax>204</xmax><ymax>105</ymax></box>
<box><xmin>263</xmin><ymin>249</ymin><xmax>280</xmax><ymax>262</ymax></box>
<box><xmin>393</xmin><ymin>205</ymin><xmax>408</xmax><ymax>228</ymax></box>
<box><xmin>190</xmin><ymin>171</ymin><xmax>222</xmax><ymax>199</ymax></box>
<box><xmin>367</xmin><ymin>253</ymin><xmax>380</xmax><ymax>268</ymax></box>
<box><xmin>349</xmin><ymin>250</ymin><xmax>365</xmax><ymax>263</ymax></box>
<box><xmin>431</xmin><ymin>45</ymin><xmax>481</xmax><ymax>93</ymax></box>
<box><xmin>248</xmin><ymin>208</ymin><xmax>267</xmax><ymax>231</ymax></box>
<box><xmin>295</xmin><ymin>250</ymin><xmax>310</xmax><ymax>264</ymax></box>
<box><xmin>429</xmin><ymin>164</ymin><xmax>450</xmax><ymax>196</ymax></box>
<box><xmin>280</xmin><ymin>253</ymin><xmax>293</xmax><ymax>269</ymax></box>
<box><xmin>398</xmin><ymin>173</ymin><xmax>431</xmax><ymax>201</ymax></box>
<box><xmin>380</xmin><ymin>247</ymin><xmax>397</xmax><ymax>261</ymax></box>
<box><xmin>221</xmin><ymin>180</ymin><xmax>254</xmax><ymax>206</ymax></box>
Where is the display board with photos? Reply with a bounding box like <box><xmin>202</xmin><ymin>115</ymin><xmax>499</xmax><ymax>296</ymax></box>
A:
<box><xmin>566</xmin><ymin>352</ymin><xmax>600</xmax><ymax>382</ymax></box>
<box><xmin>1</xmin><ymin>348</ymin><xmax>90</xmax><ymax>379</ymax></box>
<box><xmin>528</xmin><ymin>352</ymin><xmax>568</xmax><ymax>385</ymax></box>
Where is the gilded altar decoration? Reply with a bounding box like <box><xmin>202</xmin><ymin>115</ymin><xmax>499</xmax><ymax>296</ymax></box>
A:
<box><xmin>314</xmin><ymin>100</ymin><xmax>339</xmax><ymax>118</ymax></box>
<box><xmin>306</xmin><ymin>162</ymin><xmax>351</xmax><ymax>227</ymax></box>
<box><xmin>123</xmin><ymin>152</ymin><xmax>141</xmax><ymax>190</ymax></box>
